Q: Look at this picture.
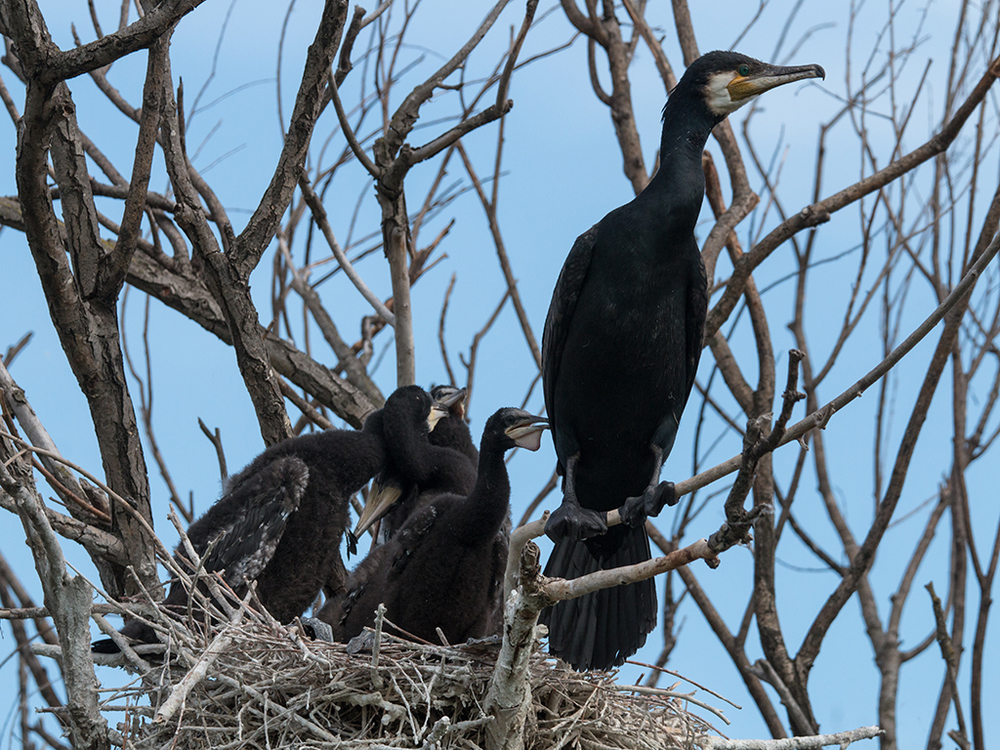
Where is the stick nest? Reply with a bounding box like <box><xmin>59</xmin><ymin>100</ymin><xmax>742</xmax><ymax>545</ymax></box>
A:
<box><xmin>101</xmin><ymin>599</ymin><xmax>714</xmax><ymax>750</ymax></box>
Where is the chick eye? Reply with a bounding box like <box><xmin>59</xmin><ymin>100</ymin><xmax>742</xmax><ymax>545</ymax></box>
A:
<box><xmin>738</xmin><ymin>64</ymin><xmax>751</xmax><ymax>76</ymax></box>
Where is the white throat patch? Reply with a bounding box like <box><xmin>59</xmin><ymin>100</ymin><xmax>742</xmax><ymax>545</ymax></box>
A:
<box><xmin>704</xmin><ymin>71</ymin><xmax>754</xmax><ymax>116</ymax></box>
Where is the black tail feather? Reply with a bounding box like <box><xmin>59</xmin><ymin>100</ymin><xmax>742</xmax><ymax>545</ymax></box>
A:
<box><xmin>90</xmin><ymin>617</ymin><xmax>159</xmax><ymax>654</ymax></box>
<box><xmin>540</xmin><ymin>523</ymin><xmax>655</xmax><ymax>671</ymax></box>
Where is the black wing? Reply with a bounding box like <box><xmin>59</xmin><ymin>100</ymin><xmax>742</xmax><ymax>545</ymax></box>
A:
<box><xmin>682</xmin><ymin>252</ymin><xmax>709</xmax><ymax>413</ymax></box>
<box><xmin>190</xmin><ymin>456</ymin><xmax>309</xmax><ymax>587</ymax></box>
<box><xmin>541</xmin><ymin>224</ymin><xmax>599</xmax><ymax>436</ymax></box>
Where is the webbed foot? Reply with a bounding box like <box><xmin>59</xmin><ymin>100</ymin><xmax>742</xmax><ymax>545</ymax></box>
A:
<box><xmin>545</xmin><ymin>500</ymin><xmax>609</xmax><ymax>541</ymax></box>
<box><xmin>620</xmin><ymin>481</ymin><xmax>676</xmax><ymax>527</ymax></box>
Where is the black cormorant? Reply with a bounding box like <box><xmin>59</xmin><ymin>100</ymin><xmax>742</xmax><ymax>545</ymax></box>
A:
<box><xmin>426</xmin><ymin>384</ymin><xmax>479</xmax><ymax>465</ymax></box>
<box><xmin>540</xmin><ymin>51</ymin><xmax>825</xmax><ymax>671</ymax></box>
<box><xmin>93</xmin><ymin>395</ymin><xmax>421</xmax><ymax>653</ymax></box>
<box><xmin>322</xmin><ymin>405</ymin><xmax>548</xmax><ymax>644</ymax></box>
<box><xmin>349</xmin><ymin>385</ymin><xmax>477</xmax><ymax>549</ymax></box>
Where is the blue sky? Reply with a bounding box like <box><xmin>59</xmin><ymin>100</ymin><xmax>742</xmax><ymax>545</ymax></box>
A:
<box><xmin>2</xmin><ymin>0</ymin><xmax>998</xmax><ymax>746</ymax></box>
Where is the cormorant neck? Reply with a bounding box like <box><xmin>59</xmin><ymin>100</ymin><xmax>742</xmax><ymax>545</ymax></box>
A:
<box><xmin>459</xmin><ymin>433</ymin><xmax>511</xmax><ymax>540</ymax></box>
<box><xmin>382</xmin><ymin>408</ymin><xmax>435</xmax><ymax>482</ymax></box>
<box><xmin>648</xmin><ymin>89</ymin><xmax>721</xmax><ymax>203</ymax></box>
<box><xmin>658</xmin><ymin>89</ymin><xmax>721</xmax><ymax>164</ymax></box>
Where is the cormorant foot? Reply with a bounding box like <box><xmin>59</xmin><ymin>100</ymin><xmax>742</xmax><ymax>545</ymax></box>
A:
<box><xmin>620</xmin><ymin>481</ymin><xmax>676</xmax><ymax>527</ymax></box>
<box><xmin>346</xmin><ymin>531</ymin><xmax>359</xmax><ymax>558</ymax></box>
<box><xmin>300</xmin><ymin>616</ymin><xmax>333</xmax><ymax>642</ymax></box>
<box><xmin>545</xmin><ymin>501</ymin><xmax>608</xmax><ymax>541</ymax></box>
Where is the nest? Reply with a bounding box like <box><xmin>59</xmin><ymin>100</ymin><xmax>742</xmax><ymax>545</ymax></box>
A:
<box><xmin>97</xmin><ymin>591</ymin><xmax>717</xmax><ymax>750</ymax></box>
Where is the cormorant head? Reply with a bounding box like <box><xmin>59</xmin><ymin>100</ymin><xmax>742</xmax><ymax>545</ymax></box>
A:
<box><xmin>486</xmin><ymin>408</ymin><xmax>550</xmax><ymax>452</ymax></box>
<box><xmin>384</xmin><ymin>384</ymin><xmax>447</xmax><ymax>435</ymax></box>
<box><xmin>672</xmin><ymin>50</ymin><xmax>825</xmax><ymax>119</ymax></box>
<box><xmin>351</xmin><ymin>385</ymin><xmax>442</xmax><ymax>554</ymax></box>
<box><xmin>430</xmin><ymin>384</ymin><xmax>468</xmax><ymax>421</ymax></box>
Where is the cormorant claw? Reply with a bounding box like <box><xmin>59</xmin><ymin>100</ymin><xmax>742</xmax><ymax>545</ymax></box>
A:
<box><xmin>620</xmin><ymin>481</ymin><xmax>677</xmax><ymax>527</ymax></box>
<box><xmin>545</xmin><ymin>500</ymin><xmax>609</xmax><ymax>541</ymax></box>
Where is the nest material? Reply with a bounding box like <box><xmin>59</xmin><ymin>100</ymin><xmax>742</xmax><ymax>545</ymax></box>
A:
<box><xmin>99</xmin><ymin>595</ymin><xmax>714</xmax><ymax>750</ymax></box>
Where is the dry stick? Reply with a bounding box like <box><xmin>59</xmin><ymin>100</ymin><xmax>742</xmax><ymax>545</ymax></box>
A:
<box><xmin>545</xmin><ymin>539</ymin><xmax>715</xmax><ymax>602</ymax></box>
<box><xmin>3</xmin><ymin>332</ymin><xmax>33</xmax><ymax>367</ymax></box>
<box><xmin>0</xmin><ymin>431</ymin><xmax>188</xmax><ymax>582</ymax></box>
<box><xmin>31</xmin><ymin>458</ymin><xmax>111</xmax><ymax>524</ymax></box>
<box><xmin>461</xmin><ymin>289</ymin><xmax>511</xmax><ymax>418</ymax></box>
<box><xmin>707</xmin><ymin>350</ymin><xmax>805</xmax><ymax>554</ymax></box>
<box><xmin>276</xmin><ymin>233</ymin><xmax>382</xmax><ymax>404</ymax></box>
<box><xmin>701</xmin><ymin>725</ymin><xmax>883</xmax><ymax>750</ymax></box>
<box><xmin>628</xmin><ymin>659</ymin><xmax>741</xmax><ymax>709</ymax></box>
<box><xmin>438</xmin><ymin>273</ymin><xmax>459</xmax><ymax>387</ymax></box>
<box><xmin>0</xmin><ymin>359</ymin><xmax>110</xmax><ymax>521</ymax></box>
<box><xmin>455</xmin><ymin>141</ymin><xmax>541</xmax><ymax>368</ymax></box>
<box><xmin>90</xmin><ymin>610</ymin><xmax>151</xmax><ymax>674</ymax></box>
<box><xmin>298</xmin><ymin>178</ymin><xmax>394</xmax><ymax>325</ymax></box>
<box><xmin>925</xmin><ymin>582</ymin><xmax>969</xmax><ymax>749</ymax></box>
<box><xmin>154</xmin><ymin>606</ymin><xmax>247</xmax><ymax>725</ymax></box>
<box><xmin>0</xmin><ymin>462</ymin><xmax>110</xmax><ymax>750</ymax></box>
<box><xmin>197</xmin><ymin>418</ymin><xmax>227</xmax><ymax>485</ymax></box>
<box><xmin>611</xmin><ymin>684</ymin><xmax>730</xmax><ymax>725</ymax></box>
<box><xmin>620</xmin><ymin>0</ymin><xmax>677</xmax><ymax>91</ymax></box>
<box><xmin>748</xmin><ymin>659</ymin><xmax>815</xmax><ymax>739</ymax></box>
<box><xmin>671</xmin><ymin>232</ymin><xmax>1000</xmax><ymax>503</ymax></box>
<box><xmin>276</xmin><ymin>375</ymin><xmax>335</xmax><ymax>430</ymax></box>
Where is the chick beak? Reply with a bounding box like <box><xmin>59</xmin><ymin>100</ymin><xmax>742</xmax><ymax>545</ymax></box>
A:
<box><xmin>436</xmin><ymin>387</ymin><xmax>468</xmax><ymax>419</ymax></box>
<box><xmin>428</xmin><ymin>403</ymin><xmax>448</xmax><ymax>432</ymax></box>
<box><xmin>505</xmin><ymin>415</ymin><xmax>550</xmax><ymax>451</ymax></box>
<box><xmin>352</xmin><ymin>478</ymin><xmax>403</xmax><ymax>541</ymax></box>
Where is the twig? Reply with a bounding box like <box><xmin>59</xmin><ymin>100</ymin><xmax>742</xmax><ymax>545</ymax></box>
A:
<box><xmin>371</xmin><ymin>603</ymin><xmax>386</xmax><ymax>689</ymax></box>
<box><xmin>298</xmin><ymin>178</ymin><xmax>394</xmax><ymax>325</ymax></box>
<box><xmin>700</xmin><ymin>725</ymin><xmax>883</xmax><ymax>749</ymax></box>
<box><xmin>925</xmin><ymin>582</ymin><xmax>969</xmax><ymax>747</ymax></box>
<box><xmin>0</xmin><ymin>431</ymin><xmax>178</xmax><ymax>566</ymax></box>
<box><xmin>612</xmin><ymin>684</ymin><xmax>730</xmax><ymax>724</ymax></box>
<box><xmin>674</xmin><ymin>233</ymin><xmax>1000</xmax><ymax>501</ymax></box>
<box><xmin>154</xmin><ymin>607</ymin><xmax>247</xmax><ymax>724</ymax></box>
<box><xmin>197</xmin><ymin>418</ymin><xmax>228</xmax><ymax>485</ymax></box>
<box><xmin>277</xmin><ymin>375</ymin><xmax>335</xmax><ymax>430</ymax></box>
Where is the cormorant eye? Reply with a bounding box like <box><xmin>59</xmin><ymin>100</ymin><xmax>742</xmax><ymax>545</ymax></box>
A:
<box><xmin>738</xmin><ymin>64</ymin><xmax>751</xmax><ymax>77</ymax></box>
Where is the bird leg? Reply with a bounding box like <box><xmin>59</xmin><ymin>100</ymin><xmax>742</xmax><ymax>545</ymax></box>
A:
<box><xmin>619</xmin><ymin>445</ymin><xmax>678</xmax><ymax>528</ymax></box>
<box><xmin>545</xmin><ymin>454</ymin><xmax>609</xmax><ymax>541</ymax></box>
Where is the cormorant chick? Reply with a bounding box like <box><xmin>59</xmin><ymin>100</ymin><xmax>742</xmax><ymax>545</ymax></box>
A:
<box><xmin>321</xmin><ymin>405</ymin><xmax>548</xmax><ymax>644</ymax></box>
<box><xmin>540</xmin><ymin>51</ymin><xmax>824</xmax><ymax>670</ymax></box>
<box><xmin>349</xmin><ymin>385</ymin><xmax>477</xmax><ymax>551</ymax></box>
<box><xmin>93</xmin><ymin>402</ymin><xmax>399</xmax><ymax>653</ymax></box>
<box><xmin>426</xmin><ymin>384</ymin><xmax>479</xmax><ymax>466</ymax></box>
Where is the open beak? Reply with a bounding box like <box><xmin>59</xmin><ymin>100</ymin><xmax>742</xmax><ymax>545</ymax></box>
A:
<box><xmin>505</xmin><ymin>414</ymin><xmax>550</xmax><ymax>452</ymax></box>
<box><xmin>435</xmin><ymin>387</ymin><xmax>468</xmax><ymax>419</ymax></box>
<box><xmin>428</xmin><ymin>403</ymin><xmax>448</xmax><ymax>432</ymax></box>
<box><xmin>727</xmin><ymin>62</ymin><xmax>825</xmax><ymax>102</ymax></box>
<box><xmin>351</xmin><ymin>476</ymin><xmax>404</xmax><ymax>542</ymax></box>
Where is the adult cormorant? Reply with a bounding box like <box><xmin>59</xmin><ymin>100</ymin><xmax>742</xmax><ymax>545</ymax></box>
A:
<box><xmin>322</xmin><ymin>405</ymin><xmax>548</xmax><ymax>644</ymax></box>
<box><xmin>350</xmin><ymin>385</ymin><xmax>477</xmax><ymax>549</ymax></box>
<box><xmin>92</xmin><ymin>392</ymin><xmax>427</xmax><ymax>653</ymax></box>
<box><xmin>540</xmin><ymin>51</ymin><xmax>825</xmax><ymax>671</ymax></box>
